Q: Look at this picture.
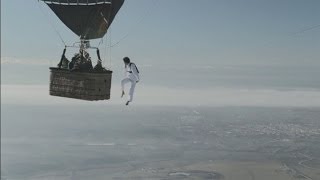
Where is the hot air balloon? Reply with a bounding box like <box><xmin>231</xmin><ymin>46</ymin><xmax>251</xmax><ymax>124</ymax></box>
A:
<box><xmin>39</xmin><ymin>0</ymin><xmax>125</xmax><ymax>101</ymax></box>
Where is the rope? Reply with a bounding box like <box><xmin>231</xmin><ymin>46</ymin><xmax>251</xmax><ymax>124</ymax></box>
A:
<box><xmin>109</xmin><ymin>0</ymin><xmax>159</xmax><ymax>48</ymax></box>
<box><xmin>294</xmin><ymin>24</ymin><xmax>320</xmax><ymax>35</ymax></box>
<box><xmin>102</xmin><ymin>27</ymin><xmax>112</xmax><ymax>70</ymax></box>
<box><xmin>96</xmin><ymin>0</ymin><xmax>159</xmax><ymax>70</ymax></box>
<box><xmin>98</xmin><ymin>0</ymin><xmax>113</xmax><ymax>48</ymax></box>
<box><xmin>97</xmin><ymin>27</ymin><xmax>112</xmax><ymax>69</ymax></box>
<box><xmin>97</xmin><ymin>0</ymin><xmax>112</xmax><ymax>69</ymax></box>
<box><xmin>97</xmin><ymin>12</ymin><xmax>108</xmax><ymax>48</ymax></box>
<box><xmin>35</xmin><ymin>0</ymin><xmax>66</xmax><ymax>46</ymax></box>
<box><xmin>109</xmin><ymin>27</ymin><xmax>112</xmax><ymax>69</ymax></box>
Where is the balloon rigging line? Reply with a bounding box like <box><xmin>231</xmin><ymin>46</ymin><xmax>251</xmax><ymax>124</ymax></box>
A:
<box><xmin>37</xmin><ymin>0</ymin><xmax>159</xmax><ymax>50</ymax></box>
<box><xmin>108</xmin><ymin>0</ymin><xmax>159</xmax><ymax>48</ymax></box>
<box><xmin>108</xmin><ymin>27</ymin><xmax>112</xmax><ymax>69</ymax></box>
<box><xmin>98</xmin><ymin>12</ymin><xmax>109</xmax><ymax>47</ymax></box>
<box><xmin>294</xmin><ymin>24</ymin><xmax>320</xmax><ymax>35</ymax></box>
<box><xmin>96</xmin><ymin>0</ymin><xmax>158</xmax><ymax>69</ymax></box>
<box><xmin>36</xmin><ymin>0</ymin><xmax>67</xmax><ymax>46</ymax></box>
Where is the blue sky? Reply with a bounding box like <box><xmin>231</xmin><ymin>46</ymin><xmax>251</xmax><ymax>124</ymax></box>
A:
<box><xmin>1</xmin><ymin>0</ymin><xmax>320</xmax><ymax>106</ymax></box>
<box><xmin>2</xmin><ymin>0</ymin><xmax>320</xmax><ymax>66</ymax></box>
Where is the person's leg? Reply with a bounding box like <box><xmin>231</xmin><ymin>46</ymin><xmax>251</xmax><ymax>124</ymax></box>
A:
<box><xmin>121</xmin><ymin>78</ymin><xmax>130</xmax><ymax>97</ymax></box>
<box><xmin>128</xmin><ymin>80</ymin><xmax>137</xmax><ymax>102</ymax></box>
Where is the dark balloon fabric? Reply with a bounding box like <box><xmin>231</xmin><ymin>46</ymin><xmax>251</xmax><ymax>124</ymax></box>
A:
<box><xmin>42</xmin><ymin>0</ymin><xmax>124</xmax><ymax>40</ymax></box>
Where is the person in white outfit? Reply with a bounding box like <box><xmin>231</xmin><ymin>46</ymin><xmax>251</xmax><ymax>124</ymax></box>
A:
<box><xmin>121</xmin><ymin>57</ymin><xmax>140</xmax><ymax>105</ymax></box>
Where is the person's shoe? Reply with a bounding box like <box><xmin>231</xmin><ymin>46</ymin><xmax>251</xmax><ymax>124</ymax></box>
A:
<box><xmin>126</xmin><ymin>101</ymin><xmax>130</xmax><ymax>106</ymax></box>
<box><xmin>121</xmin><ymin>91</ymin><xmax>125</xmax><ymax>98</ymax></box>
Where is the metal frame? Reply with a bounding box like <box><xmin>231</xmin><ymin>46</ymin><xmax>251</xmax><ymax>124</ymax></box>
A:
<box><xmin>65</xmin><ymin>41</ymin><xmax>98</xmax><ymax>50</ymax></box>
<box><xmin>61</xmin><ymin>40</ymin><xmax>103</xmax><ymax>67</ymax></box>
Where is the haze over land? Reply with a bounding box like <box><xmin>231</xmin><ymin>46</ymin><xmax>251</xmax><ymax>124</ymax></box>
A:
<box><xmin>2</xmin><ymin>105</ymin><xmax>320</xmax><ymax>180</ymax></box>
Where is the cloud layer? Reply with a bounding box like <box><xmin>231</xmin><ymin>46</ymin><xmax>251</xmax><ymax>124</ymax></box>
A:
<box><xmin>1</xmin><ymin>57</ymin><xmax>51</xmax><ymax>65</ymax></box>
<box><xmin>2</xmin><ymin>84</ymin><xmax>320</xmax><ymax>107</ymax></box>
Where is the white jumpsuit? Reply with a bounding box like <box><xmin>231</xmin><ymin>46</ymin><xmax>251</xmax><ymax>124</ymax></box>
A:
<box><xmin>121</xmin><ymin>63</ymin><xmax>140</xmax><ymax>102</ymax></box>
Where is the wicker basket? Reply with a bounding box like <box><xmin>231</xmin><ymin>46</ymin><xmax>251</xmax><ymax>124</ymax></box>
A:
<box><xmin>49</xmin><ymin>67</ymin><xmax>112</xmax><ymax>101</ymax></box>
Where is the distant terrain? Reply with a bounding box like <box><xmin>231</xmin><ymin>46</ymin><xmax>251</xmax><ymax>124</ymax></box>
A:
<box><xmin>1</xmin><ymin>105</ymin><xmax>320</xmax><ymax>180</ymax></box>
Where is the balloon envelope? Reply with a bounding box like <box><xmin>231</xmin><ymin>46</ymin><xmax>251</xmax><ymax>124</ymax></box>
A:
<box><xmin>41</xmin><ymin>0</ymin><xmax>125</xmax><ymax>40</ymax></box>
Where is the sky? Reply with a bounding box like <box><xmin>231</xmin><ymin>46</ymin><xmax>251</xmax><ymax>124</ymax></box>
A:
<box><xmin>2</xmin><ymin>0</ymin><xmax>320</xmax><ymax>65</ymax></box>
<box><xmin>1</xmin><ymin>0</ymin><xmax>320</xmax><ymax>106</ymax></box>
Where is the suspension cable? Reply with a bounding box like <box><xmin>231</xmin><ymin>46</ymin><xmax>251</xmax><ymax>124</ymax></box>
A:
<box><xmin>108</xmin><ymin>27</ymin><xmax>112</xmax><ymax>69</ymax></box>
<box><xmin>294</xmin><ymin>24</ymin><xmax>320</xmax><ymax>35</ymax></box>
<box><xmin>35</xmin><ymin>0</ymin><xmax>66</xmax><ymax>46</ymax></box>
<box><xmin>109</xmin><ymin>0</ymin><xmax>159</xmax><ymax>48</ymax></box>
<box><xmin>98</xmin><ymin>0</ymin><xmax>158</xmax><ymax>50</ymax></box>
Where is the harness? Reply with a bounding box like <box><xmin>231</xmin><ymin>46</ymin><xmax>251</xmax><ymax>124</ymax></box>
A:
<box><xmin>127</xmin><ymin>63</ymin><xmax>139</xmax><ymax>73</ymax></box>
